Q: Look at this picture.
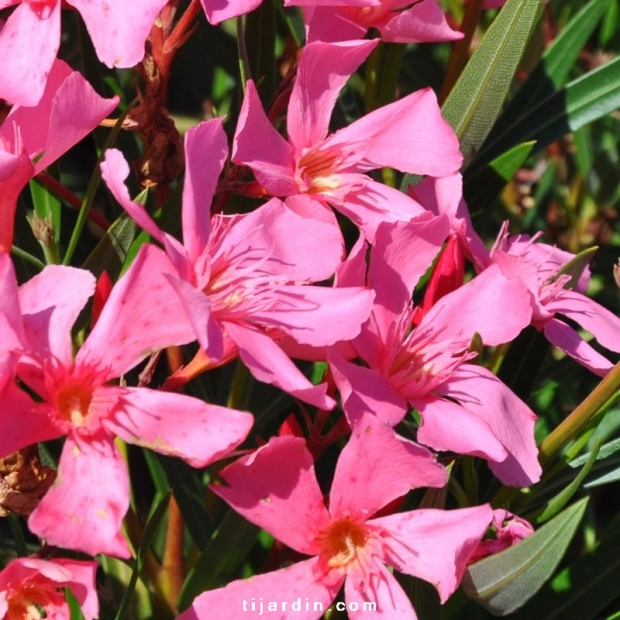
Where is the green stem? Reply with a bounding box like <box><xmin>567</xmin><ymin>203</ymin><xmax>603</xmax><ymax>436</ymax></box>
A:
<box><xmin>539</xmin><ymin>361</ymin><xmax>620</xmax><ymax>468</ymax></box>
<box><xmin>364</xmin><ymin>41</ymin><xmax>383</xmax><ymax>113</ymax></box>
<box><xmin>236</xmin><ymin>16</ymin><xmax>252</xmax><ymax>92</ymax></box>
<box><xmin>10</xmin><ymin>246</ymin><xmax>45</xmax><ymax>270</ymax></box>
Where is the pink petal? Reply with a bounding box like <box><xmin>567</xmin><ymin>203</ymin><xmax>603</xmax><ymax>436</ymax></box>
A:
<box><xmin>418</xmin><ymin>264</ymin><xmax>532</xmax><ymax>347</ymax></box>
<box><xmin>212</xmin><ymin>435</ymin><xmax>331</xmax><ymax>555</ymax></box>
<box><xmin>226</xmin><ymin>321</ymin><xmax>336</xmax><ymax>409</ymax></box>
<box><xmin>305</xmin><ymin>8</ymin><xmax>369</xmax><ymax>44</ymax></box>
<box><xmin>544</xmin><ymin>317</ymin><xmax>614</xmax><ymax>377</ymax></box>
<box><xmin>200</xmin><ymin>0</ymin><xmax>263</xmax><ymax>25</ymax></box>
<box><xmin>415</xmin><ymin>395</ymin><xmax>508</xmax><ymax>462</ymax></box>
<box><xmin>104</xmin><ymin>386</ymin><xmax>253</xmax><ymax>467</ymax></box>
<box><xmin>71</xmin><ymin>0</ymin><xmax>169</xmax><ymax>67</ymax></box>
<box><xmin>164</xmin><ymin>273</ymin><xmax>224</xmax><ymax>361</ymax></box>
<box><xmin>5</xmin><ymin>60</ymin><xmax>119</xmax><ymax>174</ymax></box>
<box><xmin>327</xmin><ymin>87</ymin><xmax>462</xmax><ymax>177</ymax></box>
<box><xmin>333</xmin><ymin>178</ymin><xmax>428</xmax><ymax>242</ymax></box>
<box><xmin>0</xmin><ymin>1</ymin><xmax>60</xmax><ymax>106</ymax></box>
<box><xmin>0</xmin><ymin>150</ymin><xmax>34</xmax><ymax>253</ymax></box>
<box><xmin>0</xmin><ymin>253</ymin><xmax>26</xmax><ymax>343</ymax></box>
<box><xmin>19</xmin><ymin>266</ymin><xmax>96</xmax><ymax>366</ymax></box>
<box><xmin>369</xmin><ymin>215</ymin><xmax>448</xmax><ymax>338</ymax></box>
<box><xmin>215</xmin><ymin>197</ymin><xmax>344</xmax><ymax>282</ymax></box>
<box><xmin>546</xmin><ymin>289</ymin><xmax>620</xmax><ymax>353</ymax></box>
<box><xmin>409</xmin><ymin>173</ymin><xmax>489</xmax><ymax>270</ymax></box>
<box><xmin>345</xmin><ymin>560</ymin><xmax>416</xmax><ymax>619</ymax></box>
<box><xmin>53</xmin><ymin>559</ymin><xmax>99</xmax><ymax>620</ymax></box>
<box><xmin>182</xmin><ymin>119</ymin><xmax>228</xmax><ymax>262</ymax></box>
<box><xmin>100</xmin><ymin>149</ymin><xmax>189</xmax><ymax>276</ymax></box>
<box><xmin>252</xmin><ymin>285</ymin><xmax>374</xmax><ymax>346</ymax></box>
<box><xmin>179</xmin><ymin>557</ymin><xmax>340</xmax><ymax>620</ymax></box>
<box><xmin>0</xmin><ymin>370</ymin><xmax>61</xmax><ymax>458</ymax></box>
<box><xmin>329</xmin><ymin>352</ymin><xmax>408</xmax><ymax>426</ymax></box>
<box><xmin>232</xmin><ymin>80</ymin><xmax>298</xmax><ymax>196</ymax></box>
<box><xmin>330</xmin><ymin>412</ymin><xmax>446</xmax><ymax>520</ymax></box>
<box><xmin>28</xmin><ymin>433</ymin><xmax>131</xmax><ymax>557</ymax></box>
<box><xmin>436</xmin><ymin>365</ymin><xmax>541</xmax><ymax>486</ymax></box>
<box><xmin>77</xmin><ymin>244</ymin><xmax>199</xmax><ymax>380</ymax></box>
<box><xmin>381</xmin><ymin>0</ymin><xmax>463</xmax><ymax>44</ymax></box>
<box><xmin>287</xmin><ymin>39</ymin><xmax>378</xmax><ymax>152</ymax></box>
<box><xmin>370</xmin><ymin>504</ymin><xmax>493</xmax><ymax>602</ymax></box>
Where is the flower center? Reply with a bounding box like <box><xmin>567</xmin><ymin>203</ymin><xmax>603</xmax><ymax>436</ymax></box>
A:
<box><xmin>297</xmin><ymin>148</ymin><xmax>341</xmax><ymax>193</ymax></box>
<box><xmin>316</xmin><ymin>516</ymin><xmax>368</xmax><ymax>569</ymax></box>
<box><xmin>7</xmin><ymin>583</ymin><xmax>57</xmax><ymax>620</ymax></box>
<box><xmin>56</xmin><ymin>383</ymin><xmax>93</xmax><ymax>427</ymax></box>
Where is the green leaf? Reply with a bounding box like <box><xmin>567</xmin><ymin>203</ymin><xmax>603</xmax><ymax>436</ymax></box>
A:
<box><xmin>463</xmin><ymin>497</ymin><xmax>588</xmax><ymax>615</ymax></box>
<box><xmin>81</xmin><ymin>213</ymin><xmax>137</xmax><ymax>279</ymax></box>
<box><xmin>570</xmin><ymin>437</ymin><xmax>620</xmax><ymax>489</ymax></box>
<box><xmin>473</xmin><ymin>55</ymin><xmax>620</xmax><ymax>170</ymax></box>
<box><xmin>178</xmin><ymin>509</ymin><xmax>260</xmax><ymax>611</ymax></box>
<box><xmin>464</xmin><ymin>141</ymin><xmax>536</xmax><ymax>213</ymax></box>
<box><xmin>440</xmin><ymin>0</ymin><xmax>540</xmax><ymax>166</ymax></box>
<box><xmin>488</xmin><ymin>0</ymin><xmax>612</xmax><ymax>139</ymax></box>
<box><xmin>66</xmin><ymin>588</ymin><xmax>86</xmax><ymax>620</ymax></box>
<box><xmin>553</xmin><ymin>246</ymin><xmax>599</xmax><ymax>291</ymax></box>
<box><xmin>528</xmin><ymin>438</ymin><xmax>601</xmax><ymax>525</ymax></box>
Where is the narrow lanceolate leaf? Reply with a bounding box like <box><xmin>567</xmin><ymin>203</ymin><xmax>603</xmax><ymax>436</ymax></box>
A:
<box><xmin>463</xmin><ymin>497</ymin><xmax>588</xmax><ymax>615</ymax></box>
<box><xmin>178</xmin><ymin>509</ymin><xmax>260</xmax><ymax>611</ymax></box>
<box><xmin>441</xmin><ymin>0</ymin><xmax>539</xmax><ymax>166</ymax></box>
<box><xmin>487</xmin><ymin>0</ymin><xmax>612</xmax><ymax>140</ymax></box>
<box><xmin>473</xmin><ymin>55</ymin><xmax>620</xmax><ymax>170</ymax></box>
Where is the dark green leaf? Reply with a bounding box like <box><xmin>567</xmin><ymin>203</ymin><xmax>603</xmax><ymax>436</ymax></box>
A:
<box><xmin>178</xmin><ymin>509</ymin><xmax>260</xmax><ymax>610</ymax></box>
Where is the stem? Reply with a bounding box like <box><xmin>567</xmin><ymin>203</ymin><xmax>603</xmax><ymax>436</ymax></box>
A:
<box><xmin>160</xmin><ymin>495</ymin><xmax>184</xmax><ymax>611</ymax></box>
<box><xmin>35</xmin><ymin>173</ymin><xmax>111</xmax><ymax>231</ymax></box>
<box><xmin>364</xmin><ymin>41</ymin><xmax>383</xmax><ymax>113</ymax></box>
<box><xmin>237</xmin><ymin>16</ymin><xmax>252</xmax><ymax>91</ymax></box>
<box><xmin>163</xmin><ymin>0</ymin><xmax>201</xmax><ymax>54</ymax></box>
<box><xmin>10</xmin><ymin>245</ymin><xmax>45</xmax><ymax>270</ymax></box>
<box><xmin>538</xmin><ymin>361</ymin><xmax>620</xmax><ymax>468</ymax></box>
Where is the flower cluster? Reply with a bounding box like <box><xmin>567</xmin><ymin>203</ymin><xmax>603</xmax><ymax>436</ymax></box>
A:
<box><xmin>0</xmin><ymin>0</ymin><xmax>617</xmax><ymax>619</ymax></box>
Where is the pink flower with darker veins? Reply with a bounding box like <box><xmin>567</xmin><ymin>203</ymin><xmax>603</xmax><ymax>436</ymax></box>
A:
<box><xmin>302</xmin><ymin>0</ymin><xmax>463</xmax><ymax>45</ymax></box>
<box><xmin>0</xmin><ymin>58</ymin><xmax>118</xmax><ymax>252</ymax></box>
<box><xmin>0</xmin><ymin>0</ymin><xmax>168</xmax><ymax>105</ymax></box>
<box><xmin>101</xmin><ymin>118</ymin><xmax>374</xmax><ymax>410</ymax></box>
<box><xmin>328</xmin><ymin>216</ymin><xmax>541</xmax><ymax>486</ymax></box>
<box><xmin>232</xmin><ymin>39</ymin><xmax>462</xmax><ymax>241</ymax></box>
<box><xmin>0</xmin><ymin>557</ymin><xmax>98</xmax><ymax>620</ymax></box>
<box><xmin>485</xmin><ymin>224</ymin><xmax>620</xmax><ymax>376</ymax></box>
<box><xmin>0</xmin><ymin>248</ymin><xmax>253</xmax><ymax>558</ymax></box>
<box><xmin>179</xmin><ymin>413</ymin><xmax>492</xmax><ymax>620</ymax></box>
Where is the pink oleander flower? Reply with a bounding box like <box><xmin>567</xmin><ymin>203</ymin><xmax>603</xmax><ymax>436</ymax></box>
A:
<box><xmin>302</xmin><ymin>0</ymin><xmax>463</xmax><ymax>45</ymax></box>
<box><xmin>485</xmin><ymin>224</ymin><xmax>620</xmax><ymax>376</ymax></box>
<box><xmin>0</xmin><ymin>0</ymin><xmax>168</xmax><ymax>106</ymax></box>
<box><xmin>0</xmin><ymin>557</ymin><xmax>98</xmax><ymax>620</ymax></box>
<box><xmin>179</xmin><ymin>413</ymin><xmax>493</xmax><ymax>620</ymax></box>
<box><xmin>232</xmin><ymin>39</ymin><xmax>462</xmax><ymax>241</ymax></box>
<box><xmin>0</xmin><ymin>248</ymin><xmax>253</xmax><ymax>557</ymax></box>
<box><xmin>468</xmin><ymin>509</ymin><xmax>534</xmax><ymax>564</ymax></box>
<box><xmin>101</xmin><ymin>118</ymin><xmax>374</xmax><ymax>410</ymax></box>
<box><xmin>329</xmin><ymin>215</ymin><xmax>542</xmax><ymax>486</ymax></box>
<box><xmin>0</xmin><ymin>58</ymin><xmax>118</xmax><ymax>252</ymax></box>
